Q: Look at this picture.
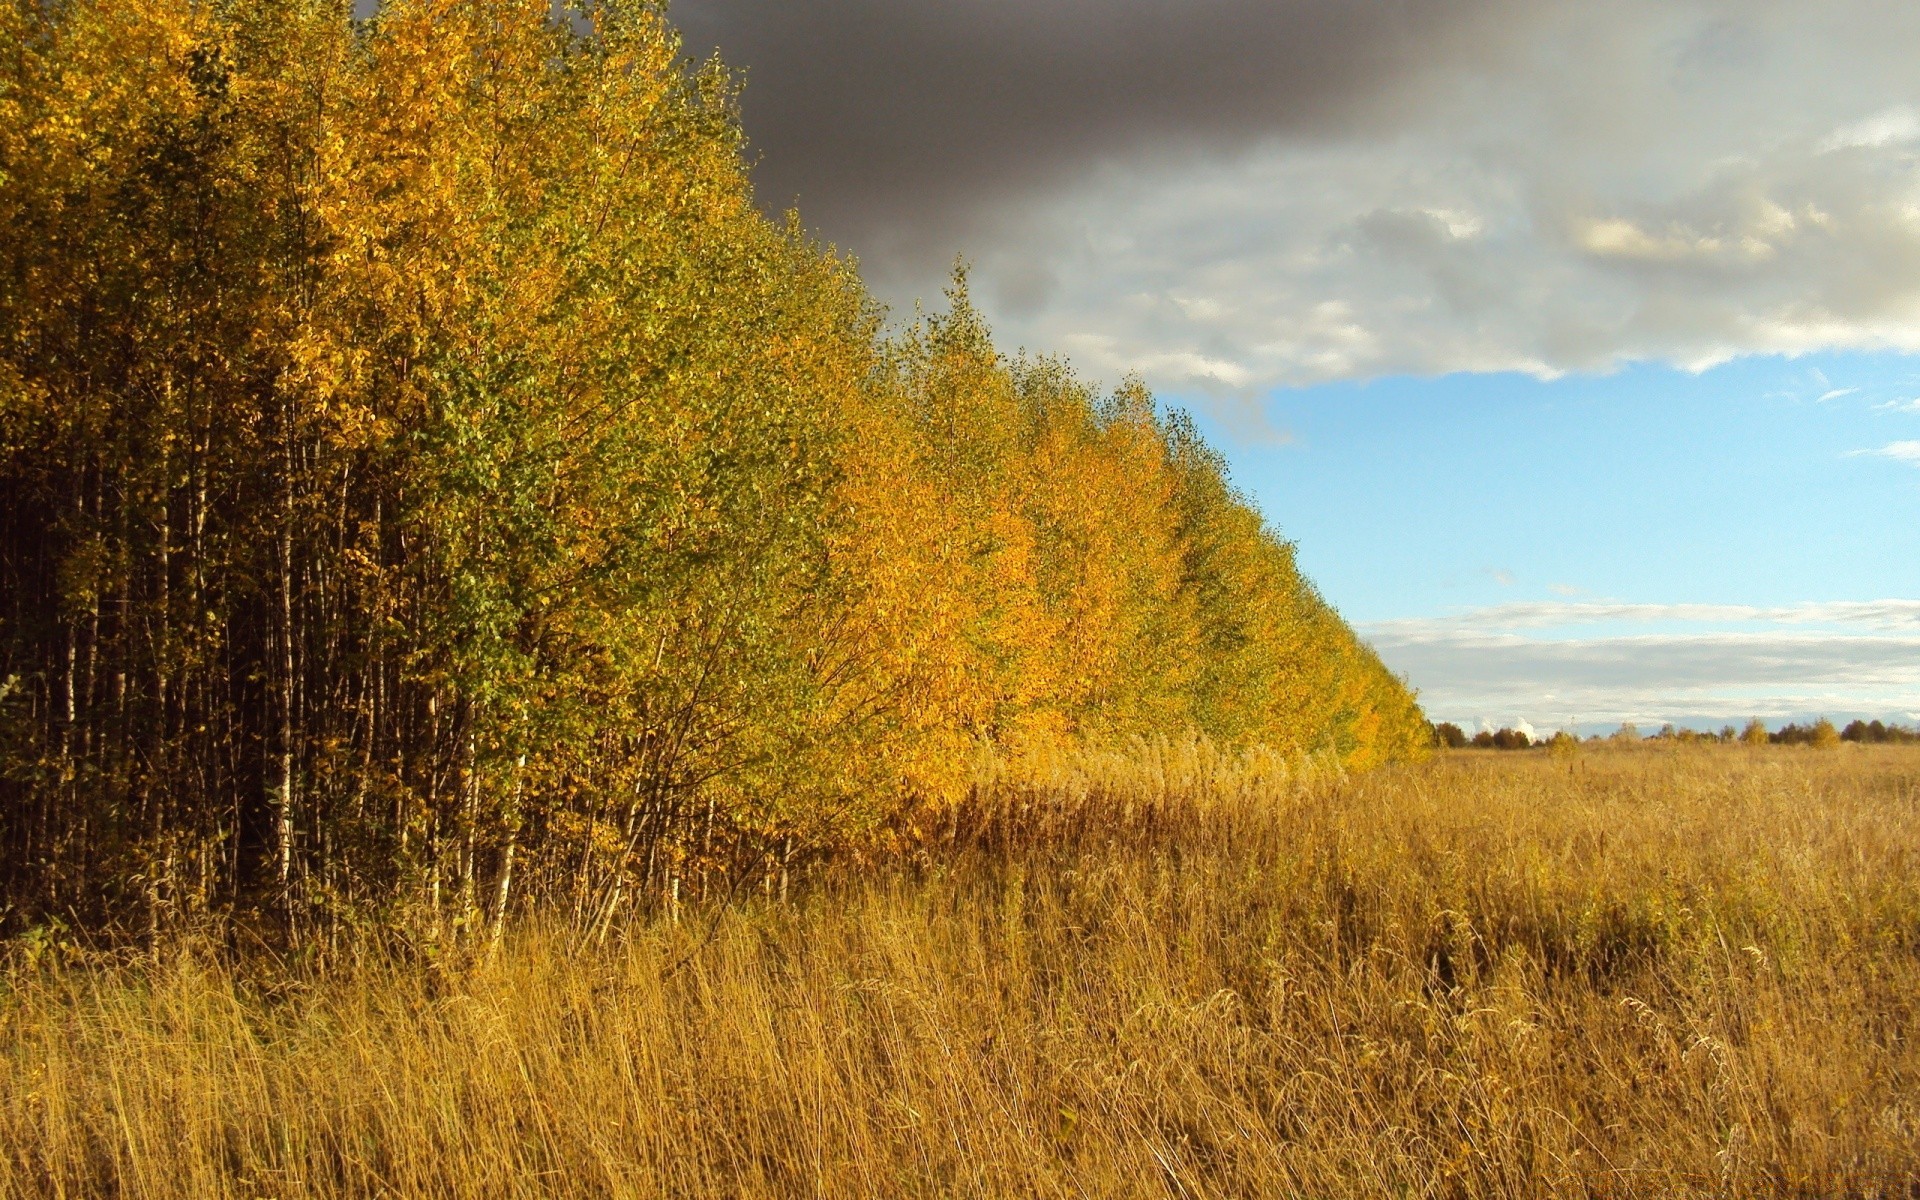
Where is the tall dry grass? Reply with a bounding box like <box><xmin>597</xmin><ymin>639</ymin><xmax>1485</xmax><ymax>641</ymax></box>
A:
<box><xmin>3</xmin><ymin>744</ymin><xmax>1918</xmax><ymax>1197</ymax></box>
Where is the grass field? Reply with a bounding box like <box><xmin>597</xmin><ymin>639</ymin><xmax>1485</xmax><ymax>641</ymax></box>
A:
<box><xmin>3</xmin><ymin>744</ymin><xmax>1918</xmax><ymax>1198</ymax></box>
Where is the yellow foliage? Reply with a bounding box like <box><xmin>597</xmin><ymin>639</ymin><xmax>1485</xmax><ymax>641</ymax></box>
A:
<box><xmin>0</xmin><ymin>0</ymin><xmax>1426</xmax><ymax>935</ymax></box>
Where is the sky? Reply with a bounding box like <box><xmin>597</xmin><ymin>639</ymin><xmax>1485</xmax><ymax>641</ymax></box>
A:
<box><xmin>674</xmin><ymin>0</ymin><xmax>1920</xmax><ymax>733</ymax></box>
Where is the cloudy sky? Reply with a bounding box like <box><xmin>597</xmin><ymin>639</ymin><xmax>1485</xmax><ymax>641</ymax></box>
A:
<box><xmin>676</xmin><ymin>0</ymin><xmax>1920</xmax><ymax>732</ymax></box>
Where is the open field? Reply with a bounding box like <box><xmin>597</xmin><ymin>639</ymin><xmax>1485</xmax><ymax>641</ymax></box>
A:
<box><xmin>3</xmin><ymin>745</ymin><xmax>1918</xmax><ymax>1198</ymax></box>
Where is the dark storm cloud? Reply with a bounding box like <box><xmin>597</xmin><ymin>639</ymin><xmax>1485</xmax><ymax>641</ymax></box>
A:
<box><xmin>672</xmin><ymin>0</ymin><xmax>1517</xmax><ymax>260</ymax></box>
<box><xmin>662</xmin><ymin>1</ymin><xmax>1920</xmax><ymax>391</ymax></box>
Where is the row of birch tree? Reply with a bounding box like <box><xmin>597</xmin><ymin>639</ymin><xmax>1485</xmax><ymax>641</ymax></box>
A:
<box><xmin>0</xmin><ymin>0</ymin><xmax>1427</xmax><ymax>940</ymax></box>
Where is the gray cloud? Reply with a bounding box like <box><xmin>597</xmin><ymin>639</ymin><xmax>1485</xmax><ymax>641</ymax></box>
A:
<box><xmin>1361</xmin><ymin>600</ymin><xmax>1920</xmax><ymax>730</ymax></box>
<box><xmin>674</xmin><ymin>0</ymin><xmax>1522</xmax><ymax>274</ymax></box>
<box><xmin>678</xmin><ymin>0</ymin><xmax>1920</xmax><ymax>390</ymax></box>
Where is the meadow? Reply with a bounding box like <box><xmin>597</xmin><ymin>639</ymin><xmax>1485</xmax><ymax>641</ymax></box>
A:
<box><xmin>4</xmin><ymin>743</ymin><xmax>1916</xmax><ymax>1198</ymax></box>
<box><xmin>7</xmin><ymin>7</ymin><xmax>1911</xmax><ymax>1196</ymax></box>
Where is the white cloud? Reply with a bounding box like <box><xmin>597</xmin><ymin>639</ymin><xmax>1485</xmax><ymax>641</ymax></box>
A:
<box><xmin>1361</xmin><ymin>599</ymin><xmax>1920</xmax><ymax>728</ymax></box>
<box><xmin>1850</xmin><ymin>439</ymin><xmax>1920</xmax><ymax>463</ymax></box>
<box><xmin>1818</xmin><ymin>104</ymin><xmax>1920</xmax><ymax>152</ymax></box>
<box><xmin>1365</xmin><ymin>598</ymin><xmax>1920</xmax><ymax>634</ymax></box>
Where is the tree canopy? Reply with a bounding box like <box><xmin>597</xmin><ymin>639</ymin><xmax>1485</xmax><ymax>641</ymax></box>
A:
<box><xmin>0</xmin><ymin>0</ymin><xmax>1426</xmax><ymax>938</ymax></box>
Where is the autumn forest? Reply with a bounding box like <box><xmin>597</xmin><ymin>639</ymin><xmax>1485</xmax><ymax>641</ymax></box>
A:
<box><xmin>0</xmin><ymin>0</ymin><xmax>1426</xmax><ymax>942</ymax></box>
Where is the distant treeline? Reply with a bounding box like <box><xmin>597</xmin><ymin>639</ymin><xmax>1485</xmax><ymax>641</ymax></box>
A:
<box><xmin>0</xmin><ymin>0</ymin><xmax>1425</xmax><ymax>938</ymax></box>
<box><xmin>1433</xmin><ymin>718</ymin><xmax>1918</xmax><ymax>751</ymax></box>
<box><xmin>1836</xmin><ymin>719</ymin><xmax>1920</xmax><ymax>744</ymax></box>
<box><xmin>1432</xmin><ymin>724</ymin><xmax>1538</xmax><ymax>751</ymax></box>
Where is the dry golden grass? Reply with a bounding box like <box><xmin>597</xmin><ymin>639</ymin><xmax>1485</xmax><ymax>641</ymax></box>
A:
<box><xmin>4</xmin><ymin>744</ymin><xmax>1918</xmax><ymax>1198</ymax></box>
